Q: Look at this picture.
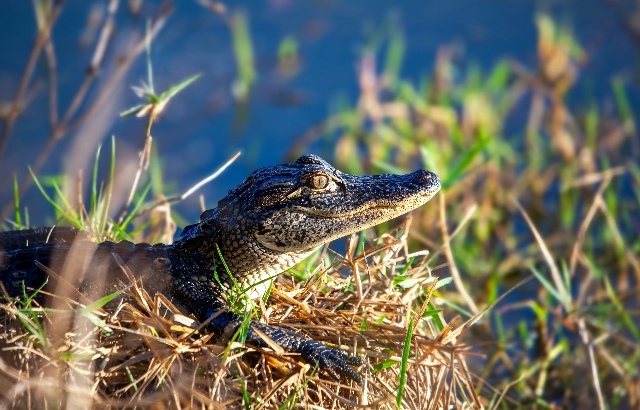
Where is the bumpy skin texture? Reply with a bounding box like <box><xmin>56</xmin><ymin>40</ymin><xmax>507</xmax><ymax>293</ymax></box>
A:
<box><xmin>0</xmin><ymin>154</ymin><xmax>441</xmax><ymax>383</ymax></box>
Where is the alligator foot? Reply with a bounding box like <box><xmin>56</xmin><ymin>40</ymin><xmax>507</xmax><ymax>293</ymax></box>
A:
<box><xmin>205</xmin><ymin>308</ymin><xmax>365</xmax><ymax>383</ymax></box>
<box><xmin>251</xmin><ymin>321</ymin><xmax>365</xmax><ymax>383</ymax></box>
<box><xmin>292</xmin><ymin>334</ymin><xmax>365</xmax><ymax>383</ymax></box>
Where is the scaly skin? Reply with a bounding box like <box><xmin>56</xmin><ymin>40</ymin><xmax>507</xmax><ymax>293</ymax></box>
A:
<box><xmin>0</xmin><ymin>154</ymin><xmax>441</xmax><ymax>383</ymax></box>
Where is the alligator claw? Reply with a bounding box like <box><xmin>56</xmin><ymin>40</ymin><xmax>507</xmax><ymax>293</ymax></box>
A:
<box><xmin>205</xmin><ymin>310</ymin><xmax>366</xmax><ymax>383</ymax></box>
<box><xmin>299</xmin><ymin>338</ymin><xmax>364</xmax><ymax>384</ymax></box>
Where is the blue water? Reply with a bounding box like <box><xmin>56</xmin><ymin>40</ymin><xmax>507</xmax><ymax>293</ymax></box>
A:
<box><xmin>0</xmin><ymin>0</ymin><xmax>636</xmax><ymax>225</ymax></box>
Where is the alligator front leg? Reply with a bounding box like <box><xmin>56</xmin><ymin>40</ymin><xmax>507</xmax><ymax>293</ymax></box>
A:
<box><xmin>205</xmin><ymin>308</ymin><xmax>364</xmax><ymax>383</ymax></box>
<box><xmin>173</xmin><ymin>278</ymin><xmax>364</xmax><ymax>383</ymax></box>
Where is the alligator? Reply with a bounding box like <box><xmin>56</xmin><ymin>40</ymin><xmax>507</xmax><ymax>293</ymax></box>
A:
<box><xmin>0</xmin><ymin>154</ymin><xmax>441</xmax><ymax>383</ymax></box>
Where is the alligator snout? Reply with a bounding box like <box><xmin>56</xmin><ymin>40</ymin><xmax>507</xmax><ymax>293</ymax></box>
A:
<box><xmin>412</xmin><ymin>169</ymin><xmax>441</xmax><ymax>195</ymax></box>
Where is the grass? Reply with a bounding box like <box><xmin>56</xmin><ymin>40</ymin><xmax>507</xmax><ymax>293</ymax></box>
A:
<box><xmin>0</xmin><ymin>2</ymin><xmax>638</xmax><ymax>409</ymax></box>
<box><xmin>0</xmin><ymin>220</ymin><xmax>475</xmax><ymax>408</ymax></box>
<box><xmin>286</xmin><ymin>11</ymin><xmax>639</xmax><ymax>409</ymax></box>
<box><xmin>3</xmin><ymin>7</ymin><xmax>470</xmax><ymax>406</ymax></box>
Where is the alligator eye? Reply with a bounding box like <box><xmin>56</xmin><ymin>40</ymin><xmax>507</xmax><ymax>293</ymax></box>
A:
<box><xmin>305</xmin><ymin>174</ymin><xmax>330</xmax><ymax>190</ymax></box>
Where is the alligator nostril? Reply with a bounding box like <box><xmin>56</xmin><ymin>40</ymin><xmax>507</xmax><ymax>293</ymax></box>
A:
<box><xmin>415</xmin><ymin>169</ymin><xmax>433</xmax><ymax>182</ymax></box>
<box><xmin>414</xmin><ymin>169</ymin><xmax>441</xmax><ymax>190</ymax></box>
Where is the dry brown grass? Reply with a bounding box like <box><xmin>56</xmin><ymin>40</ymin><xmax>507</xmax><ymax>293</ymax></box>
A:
<box><xmin>0</xmin><ymin>220</ymin><xmax>483</xmax><ymax>409</ymax></box>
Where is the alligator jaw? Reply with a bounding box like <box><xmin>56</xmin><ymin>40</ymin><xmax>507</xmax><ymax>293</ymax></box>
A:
<box><xmin>176</xmin><ymin>155</ymin><xmax>441</xmax><ymax>289</ymax></box>
<box><xmin>252</xmin><ymin>168</ymin><xmax>441</xmax><ymax>254</ymax></box>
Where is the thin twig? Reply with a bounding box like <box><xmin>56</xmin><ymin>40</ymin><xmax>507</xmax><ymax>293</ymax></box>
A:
<box><xmin>57</xmin><ymin>0</ymin><xmax>120</xmax><ymax>131</ymax></box>
<box><xmin>562</xmin><ymin>166</ymin><xmax>626</xmax><ymax>189</ymax></box>
<box><xmin>426</xmin><ymin>202</ymin><xmax>477</xmax><ymax>265</ymax></box>
<box><xmin>176</xmin><ymin>151</ymin><xmax>241</xmax><ymax>201</ymax></box>
<box><xmin>64</xmin><ymin>6</ymin><xmax>171</xmax><ymax>134</ymax></box>
<box><xmin>0</xmin><ymin>0</ymin><xmax>65</xmax><ymax>161</ymax></box>
<box><xmin>131</xmin><ymin>151</ymin><xmax>241</xmax><ymax>222</ymax></box>
<box><xmin>512</xmin><ymin>197</ymin><xmax>571</xmax><ymax>310</ymax></box>
<box><xmin>578</xmin><ymin>317</ymin><xmax>606</xmax><ymax>410</ymax></box>
<box><xmin>596</xmin><ymin>197</ymin><xmax>640</xmax><ymax>278</ymax></box>
<box><xmin>119</xmin><ymin>113</ymin><xmax>155</xmax><ymax>223</ymax></box>
<box><xmin>3</xmin><ymin>5</ymin><xmax>172</xmax><ymax>221</ymax></box>
<box><xmin>569</xmin><ymin>175</ymin><xmax>611</xmax><ymax>276</ymax></box>
<box><xmin>43</xmin><ymin>38</ymin><xmax>59</xmax><ymax>128</ymax></box>
<box><xmin>438</xmin><ymin>193</ymin><xmax>479</xmax><ymax>314</ymax></box>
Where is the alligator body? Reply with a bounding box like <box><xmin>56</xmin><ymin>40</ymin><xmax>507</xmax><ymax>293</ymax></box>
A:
<box><xmin>0</xmin><ymin>154</ymin><xmax>441</xmax><ymax>383</ymax></box>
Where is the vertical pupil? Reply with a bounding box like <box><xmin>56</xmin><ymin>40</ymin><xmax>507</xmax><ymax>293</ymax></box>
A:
<box><xmin>309</xmin><ymin>175</ymin><xmax>326</xmax><ymax>189</ymax></box>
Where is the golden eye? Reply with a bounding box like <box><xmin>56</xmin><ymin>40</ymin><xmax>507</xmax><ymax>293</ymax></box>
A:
<box><xmin>306</xmin><ymin>174</ymin><xmax>329</xmax><ymax>190</ymax></box>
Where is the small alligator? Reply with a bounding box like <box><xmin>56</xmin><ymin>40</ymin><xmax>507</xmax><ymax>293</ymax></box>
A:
<box><xmin>0</xmin><ymin>154</ymin><xmax>440</xmax><ymax>383</ymax></box>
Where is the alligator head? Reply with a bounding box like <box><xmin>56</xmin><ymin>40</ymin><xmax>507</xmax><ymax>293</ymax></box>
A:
<box><xmin>177</xmin><ymin>154</ymin><xmax>440</xmax><ymax>298</ymax></box>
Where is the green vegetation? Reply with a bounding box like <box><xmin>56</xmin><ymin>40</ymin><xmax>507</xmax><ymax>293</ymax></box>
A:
<box><xmin>0</xmin><ymin>2</ymin><xmax>637</xmax><ymax>409</ymax></box>
<box><xmin>231</xmin><ymin>11</ymin><xmax>256</xmax><ymax>100</ymax></box>
<box><xmin>288</xmin><ymin>12</ymin><xmax>638</xmax><ymax>409</ymax></box>
<box><xmin>396</xmin><ymin>316</ymin><xmax>413</xmax><ymax>408</ymax></box>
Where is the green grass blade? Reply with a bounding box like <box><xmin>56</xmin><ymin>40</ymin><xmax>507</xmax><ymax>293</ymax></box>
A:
<box><xmin>110</xmin><ymin>222</ymin><xmax>134</xmax><ymax>242</ymax></box>
<box><xmin>278</xmin><ymin>363</ymin><xmax>318</xmax><ymax>410</ymax></box>
<box><xmin>13</xmin><ymin>174</ymin><xmax>21</xmax><ymax>227</ymax></box>
<box><xmin>125</xmin><ymin>366</ymin><xmax>138</xmax><ymax>392</ymax></box>
<box><xmin>434</xmin><ymin>298</ymin><xmax>472</xmax><ymax>323</ymax></box>
<box><xmin>119</xmin><ymin>182</ymin><xmax>152</xmax><ymax>232</ymax></box>
<box><xmin>485</xmin><ymin>60</ymin><xmax>511</xmax><ymax>92</ymax></box>
<box><xmin>238</xmin><ymin>377</ymin><xmax>251</xmax><ymax>410</ymax></box>
<box><xmin>262</xmin><ymin>280</ymin><xmax>274</xmax><ymax>305</ymax></box>
<box><xmin>98</xmin><ymin>136</ymin><xmax>116</xmax><ymax>236</ymax></box>
<box><xmin>120</xmin><ymin>103</ymin><xmax>148</xmax><ymax>118</ymax></box>
<box><xmin>127</xmin><ymin>218</ymin><xmax>154</xmax><ymax>239</ymax></box>
<box><xmin>603</xmin><ymin>275</ymin><xmax>640</xmax><ymax>340</ymax></box>
<box><xmin>612</xmin><ymin>76</ymin><xmax>635</xmax><ymax>134</ymax></box>
<box><xmin>83</xmin><ymin>311</ymin><xmax>113</xmax><ymax>332</ymax></box>
<box><xmin>17</xmin><ymin>312</ymin><xmax>47</xmax><ymax>347</ymax></box>
<box><xmin>384</xmin><ymin>27</ymin><xmax>405</xmax><ymax>85</ymax></box>
<box><xmin>29</xmin><ymin>168</ymin><xmax>82</xmax><ymax>229</ymax></box>
<box><xmin>560</xmin><ymin>260</ymin><xmax>571</xmax><ymax>296</ymax></box>
<box><xmin>50</xmin><ymin>179</ymin><xmax>79</xmax><ymax>222</ymax></box>
<box><xmin>442</xmin><ymin>136</ymin><xmax>490</xmax><ymax>189</ymax></box>
<box><xmin>359</xmin><ymin>317</ymin><xmax>367</xmax><ymax>332</ymax></box>
<box><xmin>222</xmin><ymin>312</ymin><xmax>253</xmax><ymax>362</ymax></box>
<box><xmin>91</xmin><ymin>144</ymin><xmax>102</xmax><ymax>216</ymax></box>
<box><xmin>231</xmin><ymin>11</ymin><xmax>256</xmax><ymax>97</ymax></box>
<box><xmin>372</xmin><ymin>359</ymin><xmax>397</xmax><ymax>373</ymax></box>
<box><xmin>158</xmin><ymin>73</ymin><xmax>201</xmax><ymax>101</ymax></box>
<box><xmin>145</xmin><ymin>19</ymin><xmax>154</xmax><ymax>94</ymax></box>
<box><xmin>529</xmin><ymin>264</ymin><xmax>564</xmax><ymax>304</ymax></box>
<box><xmin>397</xmin><ymin>317</ymin><xmax>413</xmax><ymax>408</ymax></box>
<box><xmin>80</xmin><ymin>287</ymin><xmax>129</xmax><ymax>315</ymax></box>
<box><xmin>23</xmin><ymin>276</ymin><xmax>49</xmax><ymax>306</ymax></box>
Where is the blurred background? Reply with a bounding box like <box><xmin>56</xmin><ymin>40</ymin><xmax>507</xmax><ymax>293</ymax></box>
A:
<box><xmin>1</xmin><ymin>0</ymin><xmax>639</xmax><ymax>407</ymax></box>
<box><xmin>0</xmin><ymin>0</ymin><xmax>637</xmax><ymax>223</ymax></box>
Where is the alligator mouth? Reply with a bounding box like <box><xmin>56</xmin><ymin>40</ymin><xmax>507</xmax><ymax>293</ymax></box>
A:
<box><xmin>292</xmin><ymin>199</ymin><xmax>428</xmax><ymax>220</ymax></box>
<box><xmin>421</xmin><ymin>190</ymin><xmax>440</xmax><ymax>198</ymax></box>
<box><xmin>290</xmin><ymin>173</ymin><xmax>441</xmax><ymax>219</ymax></box>
<box><xmin>297</xmin><ymin>205</ymin><xmax>391</xmax><ymax>219</ymax></box>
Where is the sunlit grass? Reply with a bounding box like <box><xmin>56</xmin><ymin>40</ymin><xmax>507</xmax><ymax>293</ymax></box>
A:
<box><xmin>286</xmin><ymin>12</ymin><xmax>638</xmax><ymax>409</ymax></box>
<box><xmin>0</xmin><ymin>3</ymin><xmax>638</xmax><ymax>409</ymax></box>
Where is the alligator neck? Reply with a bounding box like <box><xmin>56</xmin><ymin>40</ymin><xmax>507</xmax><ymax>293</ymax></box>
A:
<box><xmin>175</xmin><ymin>212</ymin><xmax>316</xmax><ymax>300</ymax></box>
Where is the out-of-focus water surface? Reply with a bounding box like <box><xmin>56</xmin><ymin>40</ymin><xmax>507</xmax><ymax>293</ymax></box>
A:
<box><xmin>0</xmin><ymin>0</ymin><xmax>636</xmax><ymax>225</ymax></box>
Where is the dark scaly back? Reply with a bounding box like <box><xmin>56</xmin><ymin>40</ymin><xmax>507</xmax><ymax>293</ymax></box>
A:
<box><xmin>0</xmin><ymin>227</ymin><xmax>90</xmax><ymax>248</ymax></box>
<box><xmin>0</xmin><ymin>227</ymin><xmax>175</xmax><ymax>301</ymax></box>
